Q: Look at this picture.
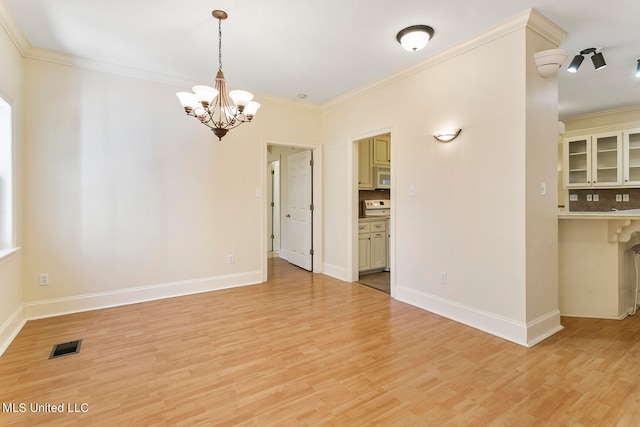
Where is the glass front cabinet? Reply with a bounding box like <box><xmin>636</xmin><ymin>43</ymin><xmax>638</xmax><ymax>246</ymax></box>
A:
<box><xmin>624</xmin><ymin>128</ymin><xmax>640</xmax><ymax>185</ymax></box>
<box><xmin>563</xmin><ymin>131</ymin><xmax>622</xmax><ymax>188</ymax></box>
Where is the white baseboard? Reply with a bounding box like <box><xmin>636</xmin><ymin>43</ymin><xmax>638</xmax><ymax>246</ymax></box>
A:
<box><xmin>23</xmin><ymin>271</ymin><xmax>262</xmax><ymax>320</ymax></box>
<box><xmin>526</xmin><ymin>310</ymin><xmax>563</xmax><ymax>346</ymax></box>
<box><xmin>0</xmin><ymin>305</ymin><xmax>26</xmax><ymax>357</ymax></box>
<box><xmin>322</xmin><ymin>262</ymin><xmax>349</xmax><ymax>282</ymax></box>
<box><xmin>395</xmin><ymin>285</ymin><xmax>562</xmax><ymax>347</ymax></box>
<box><xmin>561</xmin><ymin>312</ymin><xmax>627</xmax><ymax>320</ymax></box>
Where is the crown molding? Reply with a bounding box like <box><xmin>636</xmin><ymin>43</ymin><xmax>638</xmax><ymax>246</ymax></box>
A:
<box><xmin>526</xmin><ymin>8</ymin><xmax>567</xmax><ymax>45</ymax></box>
<box><xmin>562</xmin><ymin>105</ymin><xmax>640</xmax><ymax>123</ymax></box>
<box><xmin>0</xmin><ymin>1</ymin><xmax>29</xmax><ymax>55</ymax></box>
<box><xmin>322</xmin><ymin>8</ymin><xmax>567</xmax><ymax>111</ymax></box>
<box><xmin>2</xmin><ymin>5</ymin><xmax>564</xmax><ymax>114</ymax></box>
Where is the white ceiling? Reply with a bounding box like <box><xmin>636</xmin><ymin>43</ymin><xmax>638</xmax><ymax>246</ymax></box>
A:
<box><xmin>2</xmin><ymin>0</ymin><xmax>639</xmax><ymax>119</ymax></box>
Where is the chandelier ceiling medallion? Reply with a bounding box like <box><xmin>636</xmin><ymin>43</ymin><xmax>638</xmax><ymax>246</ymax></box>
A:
<box><xmin>176</xmin><ymin>10</ymin><xmax>260</xmax><ymax>140</ymax></box>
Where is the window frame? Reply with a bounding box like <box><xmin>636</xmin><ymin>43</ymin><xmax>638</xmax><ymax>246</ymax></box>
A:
<box><xmin>0</xmin><ymin>90</ymin><xmax>16</xmax><ymax>258</ymax></box>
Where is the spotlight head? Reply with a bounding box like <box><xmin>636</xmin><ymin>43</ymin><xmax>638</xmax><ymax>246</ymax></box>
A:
<box><xmin>591</xmin><ymin>51</ymin><xmax>607</xmax><ymax>70</ymax></box>
<box><xmin>567</xmin><ymin>54</ymin><xmax>584</xmax><ymax>73</ymax></box>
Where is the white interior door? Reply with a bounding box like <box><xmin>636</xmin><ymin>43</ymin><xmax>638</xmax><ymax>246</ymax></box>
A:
<box><xmin>286</xmin><ymin>150</ymin><xmax>312</xmax><ymax>271</ymax></box>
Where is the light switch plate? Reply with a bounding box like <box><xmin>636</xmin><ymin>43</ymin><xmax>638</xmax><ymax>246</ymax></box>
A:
<box><xmin>624</xmin><ymin>194</ymin><xmax>630</xmax><ymax>202</ymax></box>
<box><xmin>569</xmin><ymin>194</ymin><xmax>578</xmax><ymax>201</ymax></box>
<box><xmin>586</xmin><ymin>194</ymin><xmax>593</xmax><ymax>201</ymax></box>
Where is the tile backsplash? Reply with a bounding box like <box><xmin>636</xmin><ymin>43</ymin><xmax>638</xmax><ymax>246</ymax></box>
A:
<box><xmin>569</xmin><ymin>188</ymin><xmax>640</xmax><ymax>211</ymax></box>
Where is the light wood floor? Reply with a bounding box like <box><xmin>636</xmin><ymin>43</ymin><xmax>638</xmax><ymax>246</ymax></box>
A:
<box><xmin>2</xmin><ymin>258</ymin><xmax>640</xmax><ymax>426</ymax></box>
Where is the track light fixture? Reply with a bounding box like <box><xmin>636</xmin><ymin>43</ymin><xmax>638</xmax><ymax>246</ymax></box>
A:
<box><xmin>567</xmin><ymin>48</ymin><xmax>606</xmax><ymax>73</ymax></box>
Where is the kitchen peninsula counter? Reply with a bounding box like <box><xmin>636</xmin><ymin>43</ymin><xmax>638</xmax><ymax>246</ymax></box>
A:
<box><xmin>558</xmin><ymin>210</ymin><xmax>640</xmax><ymax>319</ymax></box>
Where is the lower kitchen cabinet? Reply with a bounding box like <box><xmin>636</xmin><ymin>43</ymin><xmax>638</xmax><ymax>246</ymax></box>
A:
<box><xmin>358</xmin><ymin>232</ymin><xmax>371</xmax><ymax>271</ymax></box>
<box><xmin>358</xmin><ymin>220</ymin><xmax>387</xmax><ymax>272</ymax></box>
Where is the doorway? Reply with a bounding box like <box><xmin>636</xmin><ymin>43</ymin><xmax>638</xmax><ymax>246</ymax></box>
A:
<box><xmin>348</xmin><ymin>129</ymin><xmax>395</xmax><ymax>296</ymax></box>
<box><xmin>263</xmin><ymin>140</ymin><xmax>322</xmax><ymax>281</ymax></box>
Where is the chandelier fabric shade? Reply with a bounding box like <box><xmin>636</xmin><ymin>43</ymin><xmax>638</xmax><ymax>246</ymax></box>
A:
<box><xmin>176</xmin><ymin>10</ymin><xmax>260</xmax><ymax>140</ymax></box>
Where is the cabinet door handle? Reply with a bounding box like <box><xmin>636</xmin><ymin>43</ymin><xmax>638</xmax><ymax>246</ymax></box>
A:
<box><xmin>286</xmin><ymin>214</ymin><xmax>291</xmax><ymax>218</ymax></box>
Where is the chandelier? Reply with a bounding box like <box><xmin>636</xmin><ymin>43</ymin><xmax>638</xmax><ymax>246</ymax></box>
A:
<box><xmin>176</xmin><ymin>10</ymin><xmax>260</xmax><ymax>140</ymax></box>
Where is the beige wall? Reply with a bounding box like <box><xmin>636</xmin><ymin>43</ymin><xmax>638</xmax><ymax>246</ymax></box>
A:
<box><xmin>2</xmin><ymin>7</ymin><xmax>566</xmax><ymax>350</ymax></box>
<box><xmin>322</xmin><ymin>11</ymin><xmax>562</xmax><ymax>345</ymax></box>
<box><xmin>524</xmin><ymin>27</ymin><xmax>561</xmax><ymax>328</ymax></box>
<box><xmin>21</xmin><ymin>58</ymin><xmax>321</xmax><ymax>316</ymax></box>
<box><xmin>0</xmin><ymin>13</ymin><xmax>24</xmax><ymax>353</ymax></box>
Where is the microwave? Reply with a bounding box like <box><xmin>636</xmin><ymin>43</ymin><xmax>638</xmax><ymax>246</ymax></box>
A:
<box><xmin>373</xmin><ymin>166</ymin><xmax>391</xmax><ymax>189</ymax></box>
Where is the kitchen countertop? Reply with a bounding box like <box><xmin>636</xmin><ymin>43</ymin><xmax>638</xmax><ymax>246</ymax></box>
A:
<box><xmin>358</xmin><ymin>216</ymin><xmax>390</xmax><ymax>222</ymax></box>
<box><xmin>558</xmin><ymin>209</ymin><xmax>640</xmax><ymax>219</ymax></box>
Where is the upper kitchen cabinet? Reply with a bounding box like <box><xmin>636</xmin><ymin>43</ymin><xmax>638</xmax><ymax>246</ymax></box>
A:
<box><xmin>359</xmin><ymin>133</ymin><xmax>391</xmax><ymax>189</ymax></box>
<box><xmin>563</xmin><ymin>128</ymin><xmax>626</xmax><ymax>188</ymax></box>
<box><xmin>372</xmin><ymin>134</ymin><xmax>391</xmax><ymax>166</ymax></box>
<box><xmin>592</xmin><ymin>131</ymin><xmax>622</xmax><ymax>187</ymax></box>
<box><xmin>624</xmin><ymin>128</ymin><xmax>640</xmax><ymax>185</ymax></box>
<box><xmin>358</xmin><ymin>138</ymin><xmax>374</xmax><ymax>189</ymax></box>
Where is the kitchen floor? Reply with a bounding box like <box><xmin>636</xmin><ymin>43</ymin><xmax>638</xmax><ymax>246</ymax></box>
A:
<box><xmin>358</xmin><ymin>271</ymin><xmax>390</xmax><ymax>294</ymax></box>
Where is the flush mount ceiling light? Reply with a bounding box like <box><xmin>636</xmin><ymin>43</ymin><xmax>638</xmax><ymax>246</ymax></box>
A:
<box><xmin>567</xmin><ymin>48</ymin><xmax>607</xmax><ymax>73</ymax></box>
<box><xmin>176</xmin><ymin>10</ymin><xmax>260</xmax><ymax>140</ymax></box>
<box><xmin>433</xmin><ymin>129</ymin><xmax>461</xmax><ymax>142</ymax></box>
<box><xmin>396</xmin><ymin>25</ymin><xmax>435</xmax><ymax>52</ymax></box>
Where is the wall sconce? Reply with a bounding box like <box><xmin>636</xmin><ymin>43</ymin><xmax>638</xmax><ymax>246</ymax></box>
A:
<box><xmin>636</xmin><ymin>59</ymin><xmax>640</xmax><ymax>78</ymax></box>
<box><xmin>534</xmin><ymin>49</ymin><xmax>568</xmax><ymax>78</ymax></box>
<box><xmin>567</xmin><ymin>48</ymin><xmax>606</xmax><ymax>73</ymax></box>
<box><xmin>434</xmin><ymin>129</ymin><xmax>461</xmax><ymax>142</ymax></box>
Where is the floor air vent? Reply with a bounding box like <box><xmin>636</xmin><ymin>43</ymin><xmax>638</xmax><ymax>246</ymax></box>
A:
<box><xmin>49</xmin><ymin>340</ymin><xmax>82</xmax><ymax>359</ymax></box>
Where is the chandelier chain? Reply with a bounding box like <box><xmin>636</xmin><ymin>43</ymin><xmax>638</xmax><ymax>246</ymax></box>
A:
<box><xmin>218</xmin><ymin>17</ymin><xmax>222</xmax><ymax>72</ymax></box>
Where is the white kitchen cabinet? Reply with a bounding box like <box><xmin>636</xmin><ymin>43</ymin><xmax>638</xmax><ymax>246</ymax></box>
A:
<box><xmin>358</xmin><ymin>233</ymin><xmax>371</xmax><ymax>271</ymax></box>
<box><xmin>358</xmin><ymin>139</ymin><xmax>373</xmax><ymax>190</ymax></box>
<box><xmin>372</xmin><ymin>134</ymin><xmax>391</xmax><ymax>166</ymax></box>
<box><xmin>370</xmin><ymin>232</ymin><xmax>386</xmax><ymax>270</ymax></box>
<box><xmin>624</xmin><ymin>128</ymin><xmax>640</xmax><ymax>185</ymax></box>
<box><xmin>358</xmin><ymin>220</ymin><xmax>387</xmax><ymax>272</ymax></box>
<box><xmin>359</xmin><ymin>133</ymin><xmax>391</xmax><ymax>189</ymax></box>
<box><xmin>563</xmin><ymin>131</ymin><xmax>622</xmax><ymax>188</ymax></box>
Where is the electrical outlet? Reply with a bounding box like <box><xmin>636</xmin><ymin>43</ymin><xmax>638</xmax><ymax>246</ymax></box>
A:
<box><xmin>586</xmin><ymin>194</ymin><xmax>593</xmax><ymax>202</ymax></box>
<box><xmin>227</xmin><ymin>254</ymin><xmax>234</xmax><ymax>264</ymax></box>
<box><xmin>540</xmin><ymin>182</ymin><xmax>546</xmax><ymax>196</ymax></box>
<box><xmin>569</xmin><ymin>194</ymin><xmax>578</xmax><ymax>201</ymax></box>
<box><xmin>439</xmin><ymin>271</ymin><xmax>447</xmax><ymax>285</ymax></box>
<box><xmin>39</xmin><ymin>273</ymin><xmax>49</xmax><ymax>286</ymax></box>
<box><xmin>409</xmin><ymin>185</ymin><xmax>415</xmax><ymax>197</ymax></box>
<box><xmin>616</xmin><ymin>194</ymin><xmax>622</xmax><ymax>202</ymax></box>
<box><xmin>624</xmin><ymin>194</ymin><xmax>630</xmax><ymax>202</ymax></box>
<box><xmin>593</xmin><ymin>194</ymin><xmax>599</xmax><ymax>202</ymax></box>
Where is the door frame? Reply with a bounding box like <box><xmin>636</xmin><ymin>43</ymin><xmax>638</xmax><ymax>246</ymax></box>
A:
<box><xmin>262</xmin><ymin>137</ymin><xmax>323</xmax><ymax>281</ymax></box>
<box><xmin>347</xmin><ymin>127</ymin><xmax>395</xmax><ymax>296</ymax></box>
